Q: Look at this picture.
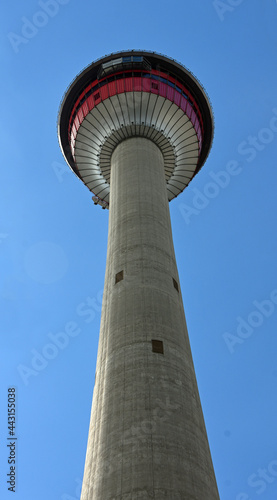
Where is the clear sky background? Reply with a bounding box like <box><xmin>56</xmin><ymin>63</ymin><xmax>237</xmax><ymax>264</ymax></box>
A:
<box><xmin>1</xmin><ymin>1</ymin><xmax>277</xmax><ymax>499</ymax></box>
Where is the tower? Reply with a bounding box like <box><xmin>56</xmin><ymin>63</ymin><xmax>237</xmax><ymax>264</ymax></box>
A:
<box><xmin>58</xmin><ymin>51</ymin><xmax>219</xmax><ymax>500</ymax></box>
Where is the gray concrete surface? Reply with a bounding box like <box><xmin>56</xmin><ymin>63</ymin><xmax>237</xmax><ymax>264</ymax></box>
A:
<box><xmin>80</xmin><ymin>138</ymin><xmax>220</xmax><ymax>500</ymax></box>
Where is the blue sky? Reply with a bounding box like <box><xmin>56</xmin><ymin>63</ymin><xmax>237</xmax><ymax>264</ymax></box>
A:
<box><xmin>1</xmin><ymin>1</ymin><xmax>277</xmax><ymax>499</ymax></box>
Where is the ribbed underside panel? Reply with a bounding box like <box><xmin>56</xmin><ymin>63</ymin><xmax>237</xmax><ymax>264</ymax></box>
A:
<box><xmin>73</xmin><ymin>92</ymin><xmax>199</xmax><ymax>203</ymax></box>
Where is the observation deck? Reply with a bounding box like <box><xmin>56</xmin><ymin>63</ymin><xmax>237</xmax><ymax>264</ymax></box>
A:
<box><xmin>58</xmin><ymin>50</ymin><xmax>214</xmax><ymax>208</ymax></box>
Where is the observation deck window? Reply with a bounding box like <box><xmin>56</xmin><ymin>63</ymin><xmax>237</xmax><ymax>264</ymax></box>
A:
<box><xmin>69</xmin><ymin>69</ymin><xmax>201</xmax><ymax>137</ymax></box>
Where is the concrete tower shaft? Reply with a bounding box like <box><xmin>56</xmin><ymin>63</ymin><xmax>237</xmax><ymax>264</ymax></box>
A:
<box><xmin>58</xmin><ymin>51</ymin><xmax>219</xmax><ymax>500</ymax></box>
<box><xmin>80</xmin><ymin>138</ymin><xmax>219</xmax><ymax>499</ymax></box>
